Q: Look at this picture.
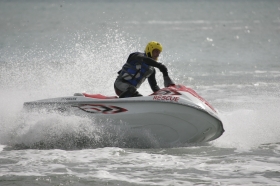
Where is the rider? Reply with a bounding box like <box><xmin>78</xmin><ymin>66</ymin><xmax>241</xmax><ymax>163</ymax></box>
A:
<box><xmin>114</xmin><ymin>41</ymin><xmax>170</xmax><ymax>98</ymax></box>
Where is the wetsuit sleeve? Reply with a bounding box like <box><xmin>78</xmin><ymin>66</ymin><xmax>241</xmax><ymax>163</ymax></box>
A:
<box><xmin>134</xmin><ymin>53</ymin><xmax>169</xmax><ymax>76</ymax></box>
<box><xmin>140</xmin><ymin>55</ymin><xmax>162</xmax><ymax>68</ymax></box>
<box><xmin>148</xmin><ymin>69</ymin><xmax>160</xmax><ymax>92</ymax></box>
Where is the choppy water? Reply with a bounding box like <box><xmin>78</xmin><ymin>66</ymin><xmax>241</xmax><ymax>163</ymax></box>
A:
<box><xmin>1</xmin><ymin>0</ymin><xmax>280</xmax><ymax>185</ymax></box>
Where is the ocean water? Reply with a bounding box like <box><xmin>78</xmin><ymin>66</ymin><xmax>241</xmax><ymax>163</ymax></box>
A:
<box><xmin>1</xmin><ymin>0</ymin><xmax>280</xmax><ymax>185</ymax></box>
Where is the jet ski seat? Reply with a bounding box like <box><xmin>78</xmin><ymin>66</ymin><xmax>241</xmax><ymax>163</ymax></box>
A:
<box><xmin>82</xmin><ymin>93</ymin><xmax>118</xmax><ymax>99</ymax></box>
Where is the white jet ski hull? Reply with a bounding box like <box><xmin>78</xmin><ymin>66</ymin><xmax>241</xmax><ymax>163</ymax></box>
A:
<box><xmin>23</xmin><ymin>84</ymin><xmax>224</xmax><ymax>144</ymax></box>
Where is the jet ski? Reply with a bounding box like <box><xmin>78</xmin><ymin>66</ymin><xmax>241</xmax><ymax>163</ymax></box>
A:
<box><xmin>23</xmin><ymin>77</ymin><xmax>224</xmax><ymax>145</ymax></box>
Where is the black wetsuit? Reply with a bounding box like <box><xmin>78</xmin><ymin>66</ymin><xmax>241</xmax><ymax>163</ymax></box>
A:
<box><xmin>114</xmin><ymin>52</ymin><xmax>168</xmax><ymax>98</ymax></box>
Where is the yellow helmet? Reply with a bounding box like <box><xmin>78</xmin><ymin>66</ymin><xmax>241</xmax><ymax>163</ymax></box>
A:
<box><xmin>144</xmin><ymin>41</ymin><xmax>163</xmax><ymax>59</ymax></box>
